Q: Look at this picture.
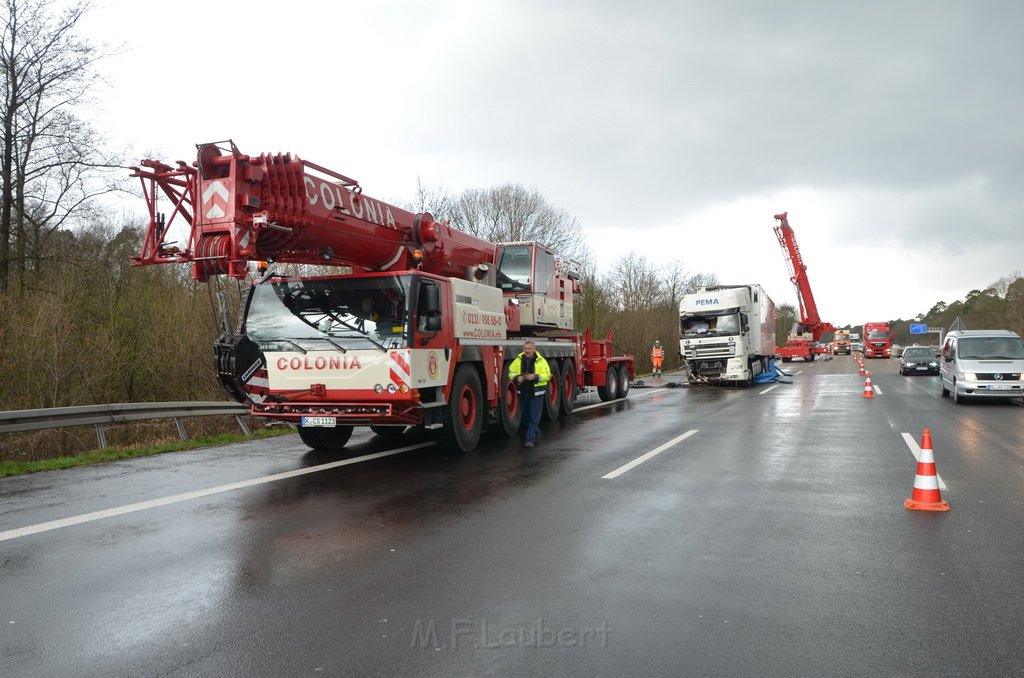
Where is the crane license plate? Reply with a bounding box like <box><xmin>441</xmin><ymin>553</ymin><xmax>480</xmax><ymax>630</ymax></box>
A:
<box><xmin>301</xmin><ymin>416</ymin><xmax>337</xmax><ymax>427</ymax></box>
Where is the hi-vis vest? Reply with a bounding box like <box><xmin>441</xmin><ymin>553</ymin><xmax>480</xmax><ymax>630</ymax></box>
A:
<box><xmin>651</xmin><ymin>346</ymin><xmax>665</xmax><ymax>360</ymax></box>
<box><xmin>508</xmin><ymin>351</ymin><xmax>552</xmax><ymax>397</ymax></box>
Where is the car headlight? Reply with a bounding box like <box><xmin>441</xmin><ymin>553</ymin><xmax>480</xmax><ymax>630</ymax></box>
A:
<box><xmin>929</xmin><ymin>362</ymin><xmax>938</xmax><ymax>367</ymax></box>
<box><xmin>963</xmin><ymin>372</ymin><xmax>977</xmax><ymax>381</ymax></box>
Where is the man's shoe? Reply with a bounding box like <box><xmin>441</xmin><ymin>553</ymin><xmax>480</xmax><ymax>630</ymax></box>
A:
<box><xmin>524</xmin><ymin>440</ymin><xmax>535</xmax><ymax>448</ymax></box>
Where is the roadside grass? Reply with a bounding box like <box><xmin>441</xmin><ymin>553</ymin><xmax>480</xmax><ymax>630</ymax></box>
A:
<box><xmin>0</xmin><ymin>427</ymin><xmax>295</xmax><ymax>479</ymax></box>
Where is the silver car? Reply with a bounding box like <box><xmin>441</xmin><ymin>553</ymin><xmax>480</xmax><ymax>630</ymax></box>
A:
<box><xmin>940</xmin><ymin>330</ymin><xmax>1024</xmax><ymax>404</ymax></box>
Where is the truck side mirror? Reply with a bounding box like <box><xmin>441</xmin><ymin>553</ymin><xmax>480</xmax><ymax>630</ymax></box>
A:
<box><xmin>422</xmin><ymin>284</ymin><xmax>440</xmax><ymax>315</ymax></box>
<box><xmin>417</xmin><ymin>283</ymin><xmax>442</xmax><ymax>344</ymax></box>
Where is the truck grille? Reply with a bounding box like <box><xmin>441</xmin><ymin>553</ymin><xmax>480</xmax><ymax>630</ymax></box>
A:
<box><xmin>690</xmin><ymin>342</ymin><xmax>736</xmax><ymax>359</ymax></box>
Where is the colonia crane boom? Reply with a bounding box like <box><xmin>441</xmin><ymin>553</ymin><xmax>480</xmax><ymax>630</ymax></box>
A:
<box><xmin>130</xmin><ymin>141</ymin><xmax>634</xmax><ymax>453</ymax></box>
<box><xmin>772</xmin><ymin>212</ymin><xmax>836</xmax><ymax>362</ymax></box>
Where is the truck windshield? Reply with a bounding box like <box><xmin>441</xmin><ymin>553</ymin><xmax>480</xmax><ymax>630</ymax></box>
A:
<box><xmin>245</xmin><ymin>275</ymin><xmax>411</xmax><ymax>351</ymax></box>
<box><xmin>681</xmin><ymin>312</ymin><xmax>741</xmax><ymax>336</ymax></box>
<box><xmin>497</xmin><ymin>245</ymin><xmax>532</xmax><ymax>293</ymax></box>
<box><xmin>957</xmin><ymin>337</ymin><xmax>1024</xmax><ymax>360</ymax></box>
<box><xmin>867</xmin><ymin>330</ymin><xmax>889</xmax><ymax>340</ymax></box>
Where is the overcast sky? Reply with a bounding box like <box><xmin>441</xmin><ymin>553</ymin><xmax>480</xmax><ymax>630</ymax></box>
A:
<box><xmin>79</xmin><ymin>0</ymin><xmax>1022</xmax><ymax>326</ymax></box>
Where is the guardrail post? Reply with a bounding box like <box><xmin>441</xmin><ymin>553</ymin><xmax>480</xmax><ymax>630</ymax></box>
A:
<box><xmin>234</xmin><ymin>415</ymin><xmax>251</xmax><ymax>436</ymax></box>
<box><xmin>95</xmin><ymin>423</ymin><xmax>107</xmax><ymax>449</ymax></box>
<box><xmin>174</xmin><ymin>417</ymin><xmax>187</xmax><ymax>441</ymax></box>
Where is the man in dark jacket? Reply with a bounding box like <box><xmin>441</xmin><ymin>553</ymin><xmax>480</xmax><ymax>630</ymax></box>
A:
<box><xmin>507</xmin><ymin>340</ymin><xmax>551</xmax><ymax>447</ymax></box>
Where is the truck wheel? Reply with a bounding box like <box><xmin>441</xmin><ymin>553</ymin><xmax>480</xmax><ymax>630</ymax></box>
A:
<box><xmin>597</xmin><ymin>366</ymin><xmax>619</xmax><ymax>401</ymax></box>
<box><xmin>370</xmin><ymin>425</ymin><xmax>407</xmax><ymax>438</ymax></box>
<box><xmin>560</xmin><ymin>360</ymin><xmax>577</xmax><ymax>415</ymax></box>
<box><xmin>432</xmin><ymin>365</ymin><xmax>484</xmax><ymax>452</ymax></box>
<box><xmin>617</xmin><ymin>365</ymin><xmax>630</xmax><ymax>398</ymax></box>
<box><xmin>298</xmin><ymin>425</ymin><xmax>353</xmax><ymax>451</ymax></box>
<box><xmin>495</xmin><ymin>364</ymin><xmax>522</xmax><ymax>436</ymax></box>
<box><xmin>542</xmin><ymin>362</ymin><xmax>562</xmax><ymax>421</ymax></box>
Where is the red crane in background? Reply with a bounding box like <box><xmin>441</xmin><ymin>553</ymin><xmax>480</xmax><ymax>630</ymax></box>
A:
<box><xmin>773</xmin><ymin>212</ymin><xmax>836</xmax><ymax>362</ymax></box>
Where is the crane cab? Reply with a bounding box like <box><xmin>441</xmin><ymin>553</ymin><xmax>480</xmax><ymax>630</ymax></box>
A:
<box><xmin>495</xmin><ymin>242</ymin><xmax>580</xmax><ymax>331</ymax></box>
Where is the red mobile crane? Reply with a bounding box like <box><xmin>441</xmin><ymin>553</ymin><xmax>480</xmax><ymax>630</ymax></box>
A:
<box><xmin>772</xmin><ymin>212</ymin><xmax>836</xmax><ymax>362</ymax></box>
<box><xmin>130</xmin><ymin>141</ymin><xmax>633</xmax><ymax>453</ymax></box>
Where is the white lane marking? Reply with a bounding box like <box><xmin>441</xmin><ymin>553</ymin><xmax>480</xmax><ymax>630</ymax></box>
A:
<box><xmin>602</xmin><ymin>430</ymin><xmax>698</xmax><ymax>479</ymax></box>
<box><xmin>0</xmin><ymin>442</ymin><xmax>434</xmax><ymax>543</ymax></box>
<box><xmin>874</xmin><ymin>384</ymin><xmax>883</xmax><ymax>395</ymax></box>
<box><xmin>759</xmin><ymin>385</ymin><xmax>779</xmax><ymax>395</ymax></box>
<box><xmin>574</xmin><ymin>388</ymin><xmax>667</xmax><ymax>412</ymax></box>
<box><xmin>900</xmin><ymin>432</ymin><xmax>947</xmax><ymax>490</ymax></box>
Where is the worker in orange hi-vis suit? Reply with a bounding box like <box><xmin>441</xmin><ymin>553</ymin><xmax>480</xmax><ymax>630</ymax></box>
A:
<box><xmin>651</xmin><ymin>340</ymin><xmax>665</xmax><ymax>377</ymax></box>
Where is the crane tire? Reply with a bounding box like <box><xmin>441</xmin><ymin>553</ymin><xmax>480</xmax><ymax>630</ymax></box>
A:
<box><xmin>433</xmin><ymin>364</ymin><xmax>483</xmax><ymax>453</ymax></box>
<box><xmin>560</xmin><ymin>360</ymin><xmax>578</xmax><ymax>415</ymax></box>
<box><xmin>542</xmin><ymin>362</ymin><xmax>562</xmax><ymax>421</ymax></box>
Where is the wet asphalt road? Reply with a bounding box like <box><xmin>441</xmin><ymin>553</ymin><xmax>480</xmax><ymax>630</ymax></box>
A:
<box><xmin>2</xmin><ymin>355</ymin><xmax>1024</xmax><ymax>677</ymax></box>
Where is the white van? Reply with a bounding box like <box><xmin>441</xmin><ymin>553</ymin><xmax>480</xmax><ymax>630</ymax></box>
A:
<box><xmin>939</xmin><ymin>330</ymin><xmax>1024</xmax><ymax>404</ymax></box>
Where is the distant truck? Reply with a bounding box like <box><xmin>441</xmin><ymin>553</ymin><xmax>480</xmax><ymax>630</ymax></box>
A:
<box><xmin>863</xmin><ymin>321</ymin><xmax>892</xmax><ymax>358</ymax></box>
<box><xmin>679</xmin><ymin>284</ymin><xmax>777</xmax><ymax>385</ymax></box>
<box><xmin>832</xmin><ymin>330</ymin><xmax>852</xmax><ymax>355</ymax></box>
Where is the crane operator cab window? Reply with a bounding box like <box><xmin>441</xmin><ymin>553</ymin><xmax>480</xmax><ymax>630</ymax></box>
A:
<box><xmin>244</xmin><ymin>275</ymin><xmax>412</xmax><ymax>351</ymax></box>
<box><xmin>497</xmin><ymin>245</ymin><xmax>533</xmax><ymax>293</ymax></box>
<box><xmin>497</xmin><ymin>243</ymin><xmax>555</xmax><ymax>296</ymax></box>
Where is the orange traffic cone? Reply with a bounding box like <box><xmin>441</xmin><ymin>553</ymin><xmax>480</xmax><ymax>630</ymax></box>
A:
<box><xmin>905</xmin><ymin>429</ymin><xmax>950</xmax><ymax>511</ymax></box>
<box><xmin>858</xmin><ymin>361</ymin><xmax>865</xmax><ymax>376</ymax></box>
<box><xmin>862</xmin><ymin>371</ymin><xmax>875</xmax><ymax>398</ymax></box>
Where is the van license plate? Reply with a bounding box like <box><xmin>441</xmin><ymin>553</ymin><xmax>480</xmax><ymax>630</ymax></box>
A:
<box><xmin>991</xmin><ymin>384</ymin><xmax>1010</xmax><ymax>390</ymax></box>
<box><xmin>301</xmin><ymin>416</ymin><xmax>337</xmax><ymax>427</ymax></box>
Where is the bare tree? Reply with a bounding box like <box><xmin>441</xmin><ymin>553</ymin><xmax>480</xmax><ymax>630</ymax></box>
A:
<box><xmin>444</xmin><ymin>183</ymin><xmax>590</xmax><ymax>264</ymax></box>
<box><xmin>606</xmin><ymin>251</ymin><xmax>662</xmax><ymax>311</ymax></box>
<box><xmin>1</xmin><ymin>0</ymin><xmax>121</xmax><ymax>293</ymax></box>
<box><xmin>403</xmin><ymin>175</ymin><xmax>456</xmax><ymax>217</ymax></box>
<box><xmin>660</xmin><ymin>259</ymin><xmax>689</xmax><ymax>312</ymax></box>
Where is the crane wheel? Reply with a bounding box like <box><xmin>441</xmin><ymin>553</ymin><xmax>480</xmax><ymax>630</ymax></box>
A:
<box><xmin>560</xmin><ymin>360</ymin><xmax>577</xmax><ymax>415</ymax></box>
<box><xmin>494</xmin><ymin>363</ymin><xmax>522</xmax><ymax>436</ymax></box>
<box><xmin>433</xmin><ymin>364</ymin><xmax>483</xmax><ymax>453</ymax></box>
<box><xmin>542</xmin><ymin>362</ymin><xmax>562</xmax><ymax>421</ymax></box>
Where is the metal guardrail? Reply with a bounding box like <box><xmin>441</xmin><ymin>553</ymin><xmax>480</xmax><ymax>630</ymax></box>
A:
<box><xmin>0</xmin><ymin>401</ymin><xmax>252</xmax><ymax>449</ymax></box>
